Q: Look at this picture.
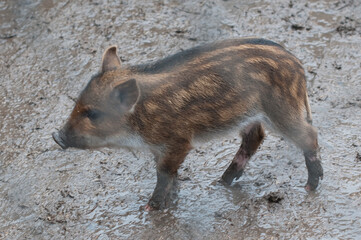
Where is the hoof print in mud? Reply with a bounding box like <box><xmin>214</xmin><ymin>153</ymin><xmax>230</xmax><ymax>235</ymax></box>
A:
<box><xmin>264</xmin><ymin>191</ymin><xmax>284</xmax><ymax>204</ymax></box>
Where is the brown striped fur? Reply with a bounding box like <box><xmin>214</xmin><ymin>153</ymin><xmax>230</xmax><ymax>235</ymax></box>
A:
<box><xmin>53</xmin><ymin>38</ymin><xmax>323</xmax><ymax>210</ymax></box>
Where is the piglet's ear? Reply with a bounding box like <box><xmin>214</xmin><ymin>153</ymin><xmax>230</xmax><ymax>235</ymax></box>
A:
<box><xmin>102</xmin><ymin>45</ymin><xmax>121</xmax><ymax>72</ymax></box>
<box><xmin>111</xmin><ymin>79</ymin><xmax>140</xmax><ymax>112</ymax></box>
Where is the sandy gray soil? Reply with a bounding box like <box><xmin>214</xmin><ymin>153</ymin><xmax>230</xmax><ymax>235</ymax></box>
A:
<box><xmin>1</xmin><ymin>0</ymin><xmax>360</xmax><ymax>239</ymax></box>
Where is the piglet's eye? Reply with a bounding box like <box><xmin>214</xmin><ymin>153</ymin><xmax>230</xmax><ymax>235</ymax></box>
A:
<box><xmin>84</xmin><ymin>109</ymin><xmax>102</xmax><ymax>121</ymax></box>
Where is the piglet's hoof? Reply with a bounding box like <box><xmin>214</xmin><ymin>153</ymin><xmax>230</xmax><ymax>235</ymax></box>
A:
<box><xmin>304</xmin><ymin>179</ymin><xmax>319</xmax><ymax>192</ymax></box>
<box><xmin>305</xmin><ymin>184</ymin><xmax>318</xmax><ymax>192</ymax></box>
<box><xmin>145</xmin><ymin>197</ymin><xmax>166</xmax><ymax>211</ymax></box>
<box><xmin>144</xmin><ymin>204</ymin><xmax>153</xmax><ymax>211</ymax></box>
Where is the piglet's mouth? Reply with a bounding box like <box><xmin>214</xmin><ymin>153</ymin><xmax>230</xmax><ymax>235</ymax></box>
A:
<box><xmin>52</xmin><ymin>131</ymin><xmax>69</xmax><ymax>149</ymax></box>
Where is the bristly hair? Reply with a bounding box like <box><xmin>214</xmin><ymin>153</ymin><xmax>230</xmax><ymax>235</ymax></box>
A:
<box><xmin>130</xmin><ymin>38</ymin><xmax>283</xmax><ymax>74</ymax></box>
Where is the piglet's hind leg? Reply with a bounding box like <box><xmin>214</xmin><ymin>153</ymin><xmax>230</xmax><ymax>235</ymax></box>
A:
<box><xmin>221</xmin><ymin>123</ymin><xmax>265</xmax><ymax>185</ymax></box>
<box><xmin>304</xmin><ymin>149</ymin><xmax>323</xmax><ymax>191</ymax></box>
<box><xmin>272</xmin><ymin>116</ymin><xmax>323</xmax><ymax>191</ymax></box>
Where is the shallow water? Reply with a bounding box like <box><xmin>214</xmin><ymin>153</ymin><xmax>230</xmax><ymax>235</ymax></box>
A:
<box><xmin>1</xmin><ymin>0</ymin><xmax>360</xmax><ymax>239</ymax></box>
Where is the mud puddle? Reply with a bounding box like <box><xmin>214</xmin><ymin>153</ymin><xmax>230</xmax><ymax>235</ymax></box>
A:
<box><xmin>1</xmin><ymin>0</ymin><xmax>360</xmax><ymax>239</ymax></box>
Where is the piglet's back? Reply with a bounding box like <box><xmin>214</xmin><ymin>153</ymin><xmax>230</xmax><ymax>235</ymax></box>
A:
<box><xmin>127</xmin><ymin>38</ymin><xmax>306</xmax><ymax>144</ymax></box>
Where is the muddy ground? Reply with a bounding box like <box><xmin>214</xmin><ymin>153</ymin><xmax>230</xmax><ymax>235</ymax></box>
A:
<box><xmin>0</xmin><ymin>0</ymin><xmax>360</xmax><ymax>239</ymax></box>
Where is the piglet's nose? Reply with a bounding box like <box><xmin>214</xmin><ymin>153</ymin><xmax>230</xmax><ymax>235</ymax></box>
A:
<box><xmin>52</xmin><ymin>131</ymin><xmax>68</xmax><ymax>149</ymax></box>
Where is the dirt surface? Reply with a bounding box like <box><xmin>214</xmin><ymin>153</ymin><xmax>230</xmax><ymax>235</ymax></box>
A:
<box><xmin>1</xmin><ymin>0</ymin><xmax>360</xmax><ymax>239</ymax></box>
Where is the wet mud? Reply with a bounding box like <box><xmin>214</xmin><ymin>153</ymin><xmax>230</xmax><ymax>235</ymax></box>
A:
<box><xmin>1</xmin><ymin>0</ymin><xmax>360</xmax><ymax>239</ymax></box>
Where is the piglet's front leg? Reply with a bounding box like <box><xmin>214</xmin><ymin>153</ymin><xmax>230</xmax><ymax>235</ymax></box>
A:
<box><xmin>145</xmin><ymin>140</ymin><xmax>191</xmax><ymax>211</ymax></box>
<box><xmin>145</xmin><ymin>169</ymin><xmax>177</xmax><ymax>210</ymax></box>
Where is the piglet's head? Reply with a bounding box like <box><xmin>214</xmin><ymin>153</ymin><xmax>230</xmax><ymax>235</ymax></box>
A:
<box><xmin>53</xmin><ymin>46</ymin><xmax>140</xmax><ymax>149</ymax></box>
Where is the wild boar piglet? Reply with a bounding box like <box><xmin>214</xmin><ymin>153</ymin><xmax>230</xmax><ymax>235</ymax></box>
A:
<box><xmin>53</xmin><ymin>38</ymin><xmax>323</xmax><ymax>210</ymax></box>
